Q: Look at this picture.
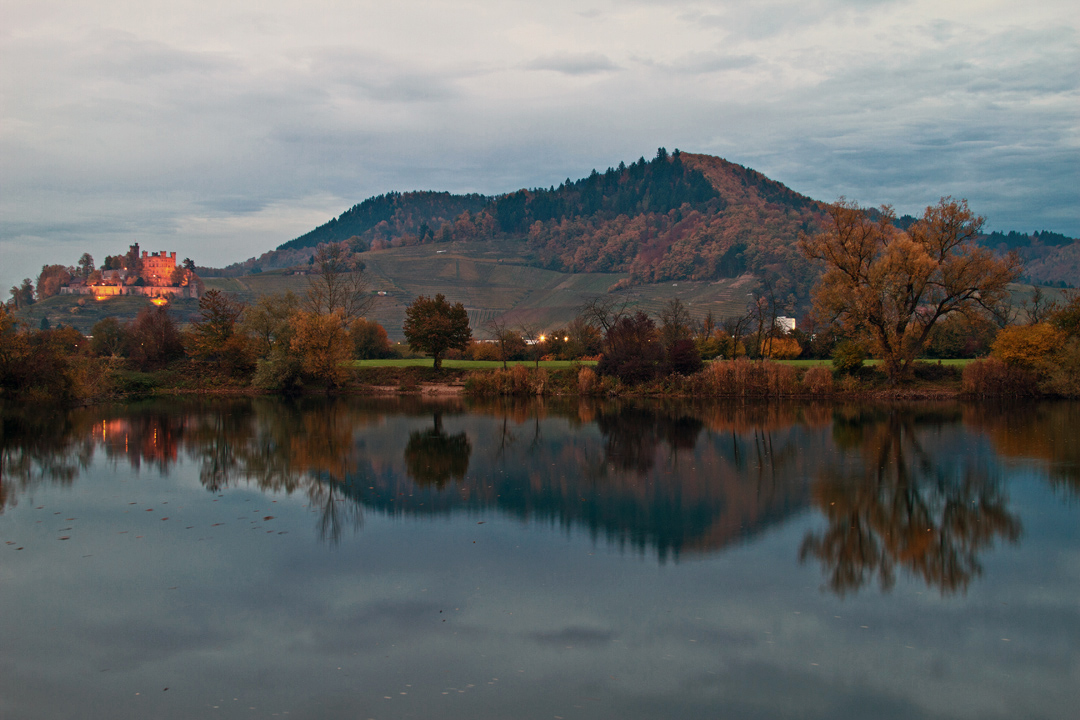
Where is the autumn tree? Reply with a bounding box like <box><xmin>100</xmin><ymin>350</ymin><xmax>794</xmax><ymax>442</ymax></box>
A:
<box><xmin>187</xmin><ymin>289</ymin><xmax>254</xmax><ymax>377</ymax></box>
<box><xmin>305</xmin><ymin>242</ymin><xmax>375</xmax><ymax>326</ymax></box>
<box><xmin>90</xmin><ymin>317</ymin><xmax>126</xmax><ymax>356</ymax></box>
<box><xmin>596</xmin><ymin>311</ymin><xmax>663</xmax><ymax>384</ymax></box>
<box><xmin>241</xmin><ymin>291</ymin><xmax>300</xmax><ymax>358</ymax></box>
<box><xmin>565</xmin><ymin>316</ymin><xmax>602</xmax><ymax>358</ymax></box>
<box><xmin>0</xmin><ymin>305</ymin><xmax>31</xmax><ymax>395</ymax></box>
<box><xmin>188</xmin><ymin>290</ymin><xmax>245</xmax><ymax>358</ymax></box>
<box><xmin>77</xmin><ymin>253</ymin><xmax>95</xmax><ymax>277</ymax></box>
<box><xmin>290</xmin><ymin>311</ymin><xmax>352</xmax><ymax>390</ymax></box>
<box><xmin>402</xmin><ymin>294</ymin><xmax>472</xmax><ymax>370</ymax></box>
<box><xmin>124</xmin><ymin>306</ymin><xmax>185</xmax><ymax>370</ymax></box>
<box><xmin>800</xmin><ymin>198</ymin><xmax>1021</xmax><ymax>382</ymax></box>
<box><xmin>658</xmin><ymin>297</ymin><xmax>693</xmax><ymax>347</ymax></box>
<box><xmin>349</xmin><ymin>318</ymin><xmax>393</xmax><ymax>359</ymax></box>
<box><xmin>9</xmin><ymin>279</ymin><xmax>35</xmax><ymax>309</ymax></box>
<box><xmin>36</xmin><ymin>265</ymin><xmax>73</xmax><ymax>299</ymax></box>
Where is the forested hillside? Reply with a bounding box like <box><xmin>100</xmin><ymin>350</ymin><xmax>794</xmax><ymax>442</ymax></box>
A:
<box><xmin>213</xmin><ymin>148</ymin><xmax>1074</xmax><ymax>290</ymax></box>
<box><xmin>281</xmin><ymin>191</ymin><xmax>491</xmax><ymax>251</ymax></box>
<box><xmin>980</xmin><ymin>231</ymin><xmax>1078</xmax><ymax>287</ymax></box>
<box><xmin>219</xmin><ymin>149</ymin><xmax>827</xmax><ymax>299</ymax></box>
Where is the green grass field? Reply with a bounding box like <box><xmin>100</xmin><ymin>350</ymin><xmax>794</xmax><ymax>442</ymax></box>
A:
<box><xmin>351</xmin><ymin>358</ymin><xmax>595</xmax><ymax>370</ymax></box>
<box><xmin>350</xmin><ymin>357</ymin><xmax>972</xmax><ymax>370</ymax></box>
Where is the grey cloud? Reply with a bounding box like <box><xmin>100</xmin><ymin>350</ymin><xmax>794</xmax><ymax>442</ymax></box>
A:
<box><xmin>639</xmin><ymin>51</ymin><xmax>759</xmax><ymax>75</ymax></box>
<box><xmin>89</xmin><ymin>31</ymin><xmax>237</xmax><ymax>80</ymax></box>
<box><xmin>196</xmin><ymin>197</ymin><xmax>273</xmax><ymax>214</ymax></box>
<box><xmin>524</xmin><ymin>52</ymin><xmax>619</xmax><ymax>75</ymax></box>
<box><xmin>529</xmin><ymin>626</ymin><xmax>616</xmax><ymax>646</ymax></box>
<box><xmin>2</xmin><ymin>0</ymin><xmax>1078</xmax><ymax>293</ymax></box>
<box><xmin>312</xmin><ymin>49</ymin><xmax>469</xmax><ymax>103</ymax></box>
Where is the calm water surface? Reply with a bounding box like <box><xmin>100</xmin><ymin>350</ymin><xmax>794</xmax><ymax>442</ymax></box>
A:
<box><xmin>1</xmin><ymin>398</ymin><xmax>1078</xmax><ymax>719</ymax></box>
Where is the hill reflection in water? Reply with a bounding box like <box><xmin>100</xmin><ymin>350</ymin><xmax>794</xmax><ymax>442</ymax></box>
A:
<box><xmin>3</xmin><ymin>398</ymin><xmax>1078</xmax><ymax>595</ymax></box>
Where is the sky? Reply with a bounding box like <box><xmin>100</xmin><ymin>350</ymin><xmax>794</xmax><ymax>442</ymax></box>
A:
<box><xmin>2</xmin><ymin>0</ymin><xmax>1078</xmax><ymax>292</ymax></box>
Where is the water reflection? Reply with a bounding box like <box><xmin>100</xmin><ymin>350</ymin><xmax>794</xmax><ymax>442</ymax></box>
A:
<box><xmin>963</xmin><ymin>402</ymin><xmax>1080</xmax><ymax>497</ymax></box>
<box><xmin>2</xmin><ymin>398</ymin><xmax>1078</xmax><ymax>596</ymax></box>
<box><xmin>0</xmin><ymin>406</ymin><xmax>92</xmax><ymax>509</ymax></box>
<box><xmin>799</xmin><ymin>406</ymin><xmax>1022</xmax><ymax>596</ymax></box>
<box><xmin>404</xmin><ymin>412</ymin><xmax>472</xmax><ymax>488</ymax></box>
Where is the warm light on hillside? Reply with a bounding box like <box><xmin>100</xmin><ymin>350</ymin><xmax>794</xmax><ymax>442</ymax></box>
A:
<box><xmin>151</xmin><ymin>297</ymin><xmax>169</xmax><ymax>306</ymax></box>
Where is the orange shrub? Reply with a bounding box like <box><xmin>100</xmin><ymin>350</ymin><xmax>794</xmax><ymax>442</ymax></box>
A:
<box><xmin>762</xmin><ymin>336</ymin><xmax>802</xmax><ymax>359</ymax></box>
<box><xmin>991</xmin><ymin>323</ymin><xmax>1064</xmax><ymax>371</ymax></box>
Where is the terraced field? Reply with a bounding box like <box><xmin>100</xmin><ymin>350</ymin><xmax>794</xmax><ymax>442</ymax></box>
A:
<box><xmin>203</xmin><ymin>241</ymin><xmax>758</xmax><ymax>339</ymax></box>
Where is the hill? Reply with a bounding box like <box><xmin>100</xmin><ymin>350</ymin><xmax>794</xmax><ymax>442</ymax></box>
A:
<box><xmin>216</xmin><ymin>149</ymin><xmax>828</xmax><ymax>300</ymax></box>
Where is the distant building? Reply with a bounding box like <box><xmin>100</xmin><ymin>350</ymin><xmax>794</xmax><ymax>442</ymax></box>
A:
<box><xmin>775</xmin><ymin>316</ymin><xmax>796</xmax><ymax>333</ymax></box>
<box><xmin>58</xmin><ymin>246</ymin><xmax>201</xmax><ymax>300</ymax></box>
<box><xmin>141</xmin><ymin>250</ymin><xmax>177</xmax><ymax>287</ymax></box>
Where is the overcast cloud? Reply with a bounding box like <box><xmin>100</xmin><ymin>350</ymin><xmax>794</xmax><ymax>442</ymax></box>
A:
<box><xmin>2</xmin><ymin>0</ymin><xmax>1077</xmax><ymax>289</ymax></box>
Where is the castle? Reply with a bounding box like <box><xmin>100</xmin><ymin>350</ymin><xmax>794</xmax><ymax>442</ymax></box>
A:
<box><xmin>141</xmin><ymin>249</ymin><xmax>178</xmax><ymax>286</ymax></box>
<box><xmin>59</xmin><ymin>243</ymin><xmax>202</xmax><ymax>300</ymax></box>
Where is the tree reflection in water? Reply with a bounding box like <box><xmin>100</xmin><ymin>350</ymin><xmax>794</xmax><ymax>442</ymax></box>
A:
<box><xmin>595</xmin><ymin>404</ymin><xmax>703</xmax><ymax>475</ymax></box>
<box><xmin>1</xmin><ymin>407</ymin><xmax>92</xmax><ymax>511</ymax></box>
<box><xmin>800</xmin><ymin>407</ymin><xmax>1022</xmax><ymax>596</ymax></box>
<box><xmin>403</xmin><ymin>412</ymin><xmax>471</xmax><ymax>488</ymax></box>
<box><xmin>6</xmin><ymin>398</ymin><xmax>1079</xmax><ymax>588</ymax></box>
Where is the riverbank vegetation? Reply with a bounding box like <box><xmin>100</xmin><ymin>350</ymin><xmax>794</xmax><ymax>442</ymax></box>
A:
<box><xmin>4</xmin><ymin>201</ymin><xmax>1078</xmax><ymax>405</ymax></box>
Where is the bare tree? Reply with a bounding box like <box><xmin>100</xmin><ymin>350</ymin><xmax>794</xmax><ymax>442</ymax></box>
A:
<box><xmin>659</xmin><ymin>297</ymin><xmax>693</xmax><ymax>347</ymax></box>
<box><xmin>722</xmin><ymin>313</ymin><xmax>753</xmax><ymax>359</ymax></box>
<box><xmin>484</xmin><ymin>316</ymin><xmax>519</xmax><ymax>369</ymax></box>
<box><xmin>306</xmin><ymin>242</ymin><xmax>375</xmax><ymax>326</ymax></box>
<box><xmin>1024</xmin><ymin>286</ymin><xmax>1059</xmax><ymax>325</ymax></box>
<box><xmin>518</xmin><ymin>323</ymin><xmax>544</xmax><ymax>368</ymax></box>
<box><xmin>579</xmin><ymin>295</ymin><xmax>631</xmax><ymax>337</ymax></box>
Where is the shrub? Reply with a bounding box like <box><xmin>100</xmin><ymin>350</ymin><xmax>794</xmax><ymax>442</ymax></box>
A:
<box><xmin>664</xmin><ymin>338</ymin><xmax>703</xmax><ymax>375</ymax></box>
<box><xmin>692</xmin><ymin>358</ymin><xmax>798</xmax><ymax>397</ymax></box>
<box><xmin>911</xmin><ymin>361</ymin><xmax>961</xmax><ymax>382</ymax></box>
<box><xmin>961</xmin><ymin>357</ymin><xmax>1039</xmax><ymax>397</ymax></box>
<box><xmin>578</xmin><ymin>366</ymin><xmax>599</xmax><ymax>395</ymax></box>
<box><xmin>252</xmin><ymin>348</ymin><xmax>305</xmax><ymax>394</ymax></box>
<box><xmin>217</xmin><ymin>334</ymin><xmax>257</xmax><ymax>379</ymax></box>
<box><xmin>802</xmin><ymin>366</ymin><xmax>834</xmax><ymax>395</ymax></box>
<box><xmin>467</xmin><ymin>341</ymin><xmax>501</xmax><ymax>361</ymax></box>
<box><xmin>762</xmin><ymin>336</ymin><xmax>802</xmax><ymax>359</ymax></box>
<box><xmin>991</xmin><ymin>323</ymin><xmax>1064</xmax><ymax>372</ymax></box>
<box><xmin>831</xmin><ymin>340</ymin><xmax>866</xmax><ymax>375</ymax></box>
<box><xmin>464</xmin><ymin>365</ymin><xmax>551</xmax><ymax>396</ymax></box>
<box><xmin>1043</xmin><ymin>337</ymin><xmax>1080</xmax><ymax>398</ymax></box>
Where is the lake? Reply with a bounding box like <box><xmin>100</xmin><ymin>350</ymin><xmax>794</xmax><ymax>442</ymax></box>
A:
<box><xmin>1</xmin><ymin>397</ymin><xmax>1077</xmax><ymax>719</ymax></box>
